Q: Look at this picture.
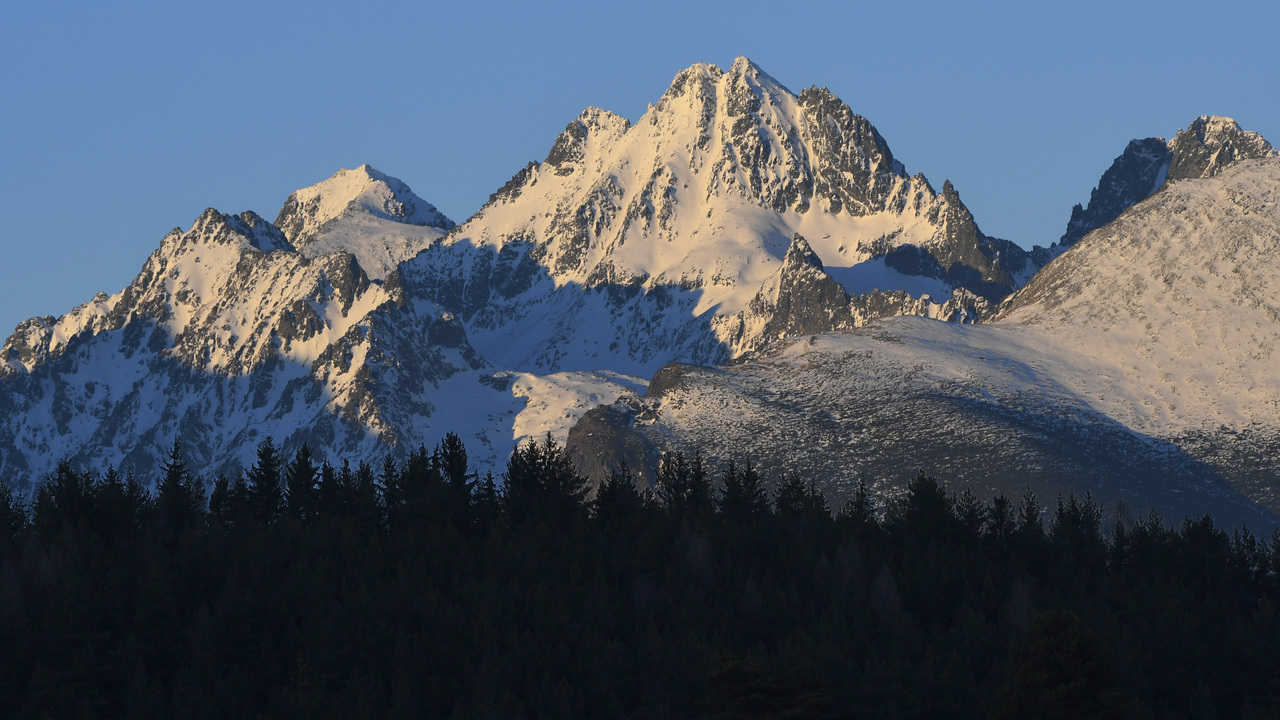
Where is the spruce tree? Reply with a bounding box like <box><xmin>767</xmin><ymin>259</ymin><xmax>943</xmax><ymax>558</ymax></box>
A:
<box><xmin>473</xmin><ymin>471</ymin><xmax>501</xmax><ymax>530</ymax></box>
<box><xmin>837</xmin><ymin>476</ymin><xmax>877</xmax><ymax>532</ymax></box>
<box><xmin>315</xmin><ymin>460</ymin><xmax>340</xmax><ymax>516</ymax></box>
<box><xmin>502</xmin><ymin>433</ymin><xmax>589</xmax><ymax>526</ymax></box>
<box><xmin>437</xmin><ymin>432</ymin><xmax>472</xmax><ymax>493</ymax></box>
<box><xmin>595</xmin><ymin>459</ymin><xmax>642</xmax><ymax>524</ymax></box>
<box><xmin>379</xmin><ymin>455</ymin><xmax>402</xmax><ymax>516</ymax></box>
<box><xmin>985</xmin><ymin>493</ymin><xmax>1017</xmax><ymax>547</ymax></box>
<box><xmin>207</xmin><ymin>474</ymin><xmax>235</xmax><ymax>529</ymax></box>
<box><xmin>773</xmin><ymin>473</ymin><xmax>809</xmax><ymax>518</ymax></box>
<box><xmin>284</xmin><ymin>445</ymin><xmax>318</xmax><ymax>523</ymax></box>
<box><xmin>658</xmin><ymin>450</ymin><xmax>715</xmax><ymax>520</ymax></box>
<box><xmin>718</xmin><ymin>460</ymin><xmax>768</xmax><ymax>521</ymax></box>
<box><xmin>245</xmin><ymin>437</ymin><xmax>285</xmax><ymax>524</ymax></box>
<box><xmin>33</xmin><ymin>461</ymin><xmax>94</xmax><ymax>537</ymax></box>
<box><xmin>156</xmin><ymin>439</ymin><xmax>202</xmax><ymax>537</ymax></box>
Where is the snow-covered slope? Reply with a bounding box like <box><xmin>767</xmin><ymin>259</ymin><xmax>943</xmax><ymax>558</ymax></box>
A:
<box><xmin>3</xmin><ymin>59</ymin><xmax>1277</xmax><ymax>520</ymax></box>
<box><xmin>569</xmin><ymin>157</ymin><xmax>1280</xmax><ymax>523</ymax></box>
<box><xmin>998</xmin><ymin>157</ymin><xmax>1280</xmax><ymax>434</ymax></box>
<box><xmin>0</xmin><ymin>191</ymin><xmax>517</xmax><ymax>487</ymax></box>
<box><xmin>0</xmin><ymin>160</ymin><xmax>673</xmax><ymax>488</ymax></box>
<box><xmin>1039</xmin><ymin>116</ymin><xmax>1274</xmax><ymax>264</ymax></box>
<box><xmin>402</xmin><ymin>58</ymin><xmax>1026</xmax><ymax>376</ymax></box>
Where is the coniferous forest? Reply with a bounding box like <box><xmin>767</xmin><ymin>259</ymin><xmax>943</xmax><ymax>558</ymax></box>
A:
<box><xmin>2</xmin><ymin>434</ymin><xmax>1280</xmax><ymax>719</ymax></box>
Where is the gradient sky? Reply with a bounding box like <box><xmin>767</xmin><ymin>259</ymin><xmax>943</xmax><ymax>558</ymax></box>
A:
<box><xmin>2</xmin><ymin>0</ymin><xmax>1277</xmax><ymax>336</ymax></box>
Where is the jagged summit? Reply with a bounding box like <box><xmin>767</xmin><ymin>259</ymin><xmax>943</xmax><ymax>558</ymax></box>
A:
<box><xmin>782</xmin><ymin>232</ymin><xmax>824</xmax><ymax>272</ymax></box>
<box><xmin>1048</xmin><ymin>116</ymin><xmax>1275</xmax><ymax>259</ymax></box>
<box><xmin>413</xmin><ymin>57</ymin><xmax>1029</xmax><ymax>376</ymax></box>
<box><xmin>544</xmin><ymin>108</ymin><xmax>632</xmax><ymax>174</ymax></box>
<box><xmin>1058</xmin><ymin>138</ymin><xmax>1172</xmax><ymax>249</ymax></box>
<box><xmin>576</xmin><ymin>155</ymin><xmax>1280</xmax><ymax>523</ymax></box>
<box><xmin>274</xmin><ymin>165</ymin><xmax>455</xmax><ymax>280</ymax></box>
<box><xmin>1167</xmin><ymin>115</ymin><xmax>1274</xmax><ymax>181</ymax></box>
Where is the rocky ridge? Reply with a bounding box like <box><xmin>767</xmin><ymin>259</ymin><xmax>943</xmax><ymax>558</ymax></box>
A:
<box><xmin>568</xmin><ymin>156</ymin><xmax>1280</xmax><ymax>524</ymax></box>
<box><xmin>402</xmin><ymin>58</ymin><xmax>1027</xmax><ymax>376</ymax></box>
<box><xmin>1</xmin><ymin>58</ymin><xmax>1276</xmax><ymax>520</ymax></box>
<box><xmin>1039</xmin><ymin>116</ymin><xmax>1274</xmax><ymax>264</ymax></box>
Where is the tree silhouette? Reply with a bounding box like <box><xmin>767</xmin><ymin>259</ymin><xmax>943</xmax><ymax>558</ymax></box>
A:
<box><xmin>502</xmin><ymin>433</ymin><xmax>589</xmax><ymax>526</ymax></box>
<box><xmin>245</xmin><ymin>437</ymin><xmax>285</xmax><ymax>524</ymax></box>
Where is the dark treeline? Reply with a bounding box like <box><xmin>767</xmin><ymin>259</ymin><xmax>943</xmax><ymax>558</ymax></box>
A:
<box><xmin>2</xmin><ymin>434</ymin><xmax>1280</xmax><ymax>719</ymax></box>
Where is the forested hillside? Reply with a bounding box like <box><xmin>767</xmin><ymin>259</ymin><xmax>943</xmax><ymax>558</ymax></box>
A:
<box><xmin>2</xmin><ymin>436</ymin><xmax>1279</xmax><ymax>718</ymax></box>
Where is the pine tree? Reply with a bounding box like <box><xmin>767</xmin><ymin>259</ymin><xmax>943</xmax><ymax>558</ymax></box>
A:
<box><xmin>284</xmin><ymin>444</ymin><xmax>318</xmax><ymax>523</ymax></box>
<box><xmin>1049</xmin><ymin>493</ymin><xmax>1107</xmax><ymax>580</ymax></box>
<box><xmin>33</xmin><ymin>461</ymin><xmax>95</xmax><ymax>537</ymax></box>
<box><xmin>1016</xmin><ymin>488</ymin><xmax>1047</xmax><ymax>553</ymax></box>
<box><xmin>774</xmin><ymin>473</ymin><xmax>830</xmax><ymax>522</ymax></box>
<box><xmin>502</xmin><ymin>433</ymin><xmax>589</xmax><ymax>526</ymax></box>
<box><xmin>351</xmin><ymin>460</ymin><xmax>381</xmax><ymax>526</ymax></box>
<box><xmin>595</xmin><ymin>459</ymin><xmax>643</xmax><ymax>524</ymax></box>
<box><xmin>658</xmin><ymin>450</ymin><xmax>715</xmax><ymax>520</ymax></box>
<box><xmin>718</xmin><ymin>460</ymin><xmax>768</xmax><ymax>520</ymax></box>
<box><xmin>954</xmin><ymin>488</ymin><xmax>986</xmax><ymax>540</ymax></box>
<box><xmin>156</xmin><ymin>439</ymin><xmax>202</xmax><ymax>537</ymax></box>
<box><xmin>245</xmin><ymin>437</ymin><xmax>285</xmax><ymax>524</ymax></box>
<box><xmin>985</xmin><ymin>493</ymin><xmax>1017</xmax><ymax>547</ymax></box>
<box><xmin>773</xmin><ymin>472</ymin><xmax>809</xmax><ymax>518</ymax></box>
<box><xmin>435</xmin><ymin>433</ymin><xmax>475</xmax><ymax>521</ymax></box>
<box><xmin>837</xmin><ymin>476</ymin><xmax>877</xmax><ymax>532</ymax></box>
<box><xmin>93</xmin><ymin>466</ymin><xmax>147</xmax><ymax>543</ymax></box>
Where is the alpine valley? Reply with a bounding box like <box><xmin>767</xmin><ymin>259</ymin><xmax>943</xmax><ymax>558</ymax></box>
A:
<box><xmin>2</xmin><ymin>59</ymin><xmax>1277</xmax><ymax>525</ymax></box>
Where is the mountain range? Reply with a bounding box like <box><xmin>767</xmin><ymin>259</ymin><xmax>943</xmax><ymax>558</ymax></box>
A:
<box><xmin>2</xmin><ymin>58</ymin><xmax>1276</xmax><ymax>524</ymax></box>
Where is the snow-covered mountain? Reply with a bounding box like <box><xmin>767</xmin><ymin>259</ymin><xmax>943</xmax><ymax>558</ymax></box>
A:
<box><xmin>0</xmin><ymin>171</ymin><xmax>528</xmax><ymax>487</ymax></box>
<box><xmin>402</xmin><ymin>58</ymin><xmax>1025</xmax><ymax>376</ymax></box>
<box><xmin>275</xmin><ymin>164</ymin><xmax>455</xmax><ymax>280</ymax></box>
<box><xmin>1</xmin><ymin>53</ymin><xmax>1277</xmax><ymax>523</ymax></box>
<box><xmin>568</xmin><ymin>156</ymin><xmax>1280</xmax><ymax>525</ymax></box>
<box><xmin>1039</xmin><ymin>116</ymin><xmax>1274</xmax><ymax>263</ymax></box>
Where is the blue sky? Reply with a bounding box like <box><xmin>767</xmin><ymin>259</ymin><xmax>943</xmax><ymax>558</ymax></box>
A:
<box><xmin>2</xmin><ymin>0</ymin><xmax>1277</xmax><ymax>335</ymax></box>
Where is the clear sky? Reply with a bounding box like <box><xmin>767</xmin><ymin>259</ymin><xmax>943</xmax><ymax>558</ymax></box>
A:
<box><xmin>2</xmin><ymin>0</ymin><xmax>1277</xmax><ymax>336</ymax></box>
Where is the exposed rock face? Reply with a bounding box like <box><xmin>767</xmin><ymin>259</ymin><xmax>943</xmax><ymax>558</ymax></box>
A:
<box><xmin>1045</xmin><ymin>116</ymin><xmax>1274</xmax><ymax>262</ymax></box>
<box><xmin>0</xmin><ymin>180</ymin><xmax>516</xmax><ymax>489</ymax></box>
<box><xmin>402</xmin><ymin>57</ymin><xmax>1023</xmax><ymax>378</ymax></box>
<box><xmin>1060</xmin><ymin>138</ymin><xmax>1172</xmax><ymax>249</ymax></box>
<box><xmin>568</xmin><ymin>158</ymin><xmax>1280</xmax><ymax>524</ymax></box>
<box><xmin>1167</xmin><ymin>116</ymin><xmax>1274</xmax><ymax>181</ymax></box>
<box><xmin>738</xmin><ymin>234</ymin><xmax>992</xmax><ymax>352</ymax></box>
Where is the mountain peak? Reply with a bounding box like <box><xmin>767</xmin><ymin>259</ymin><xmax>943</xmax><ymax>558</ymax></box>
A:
<box><xmin>179</xmin><ymin>208</ymin><xmax>292</xmax><ymax>253</ymax></box>
<box><xmin>783</xmin><ymin>233</ymin><xmax>824</xmax><ymax>272</ymax></box>
<box><xmin>1053</xmin><ymin>117</ymin><xmax>1275</xmax><ymax>255</ymax></box>
<box><xmin>1058</xmin><ymin>137</ymin><xmax>1171</xmax><ymax>249</ymax></box>
<box><xmin>725</xmin><ymin>55</ymin><xmax>792</xmax><ymax>99</ymax></box>
<box><xmin>1168</xmin><ymin>115</ymin><xmax>1274</xmax><ymax>181</ymax></box>
<box><xmin>544</xmin><ymin>108</ymin><xmax>631</xmax><ymax>174</ymax></box>
<box><xmin>274</xmin><ymin>165</ymin><xmax>454</xmax><ymax>248</ymax></box>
